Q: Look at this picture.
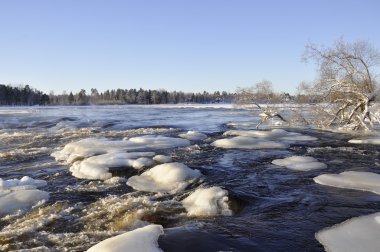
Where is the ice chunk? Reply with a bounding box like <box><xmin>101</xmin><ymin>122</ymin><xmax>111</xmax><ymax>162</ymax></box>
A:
<box><xmin>349</xmin><ymin>137</ymin><xmax>380</xmax><ymax>145</ymax></box>
<box><xmin>272</xmin><ymin>156</ymin><xmax>327</xmax><ymax>171</ymax></box>
<box><xmin>69</xmin><ymin>152</ymin><xmax>155</xmax><ymax>180</ymax></box>
<box><xmin>127</xmin><ymin>162</ymin><xmax>202</xmax><ymax>194</ymax></box>
<box><xmin>314</xmin><ymin>171</ymin><xmax>380</xmax><ymax>194</ymax></box>
<box><xmin>0</xmin><ymin>189</ymin><xmax>49</xmax><ymax>216</ymax></box>
<box><xmin>153</xmin><ymin>155</ymin><xmax>172</xmax><ymax>163</ymax></box>
<box><xmin>52</xmin><ymin>136</ymin><xmax>190</xmax><ymax>164</ymax></box>
<box><xmin>182</xmin><ymin>187</ymin><xmax>232</xmax><ymax>216</ymax></box>
<box><xmin>87</xmin><ymin>224</ymin><xmax>164</xmax><ymax>252</ymax></box>
<box><xmin>211</xmin><ymin>136</ymin><xmax>288</xmax><ymax>149</ymax></box>
<box><xmin>223</xmin><ymin>129</ymin><xmax>317</xmax><ymax>141</ymax></box>
<box><xmin>316</xmin><ymin>212</ymin><xmax>380</xmax><ymax>252</ymax></box>
<box><xmin>178</xmin><ymin>131</ymin><xmax>207</xmax><ymax>141</ymax></box>
<box><xmin>0</xmin><ymin>176</ymin><xmax>47</xmax><ymax>190</ymax></box>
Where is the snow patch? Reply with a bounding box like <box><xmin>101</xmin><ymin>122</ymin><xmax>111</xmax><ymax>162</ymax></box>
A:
<box><xmin>211</xmin><ymin>136</ymin><xmax>289</xmax><ymax>150</ymax></box>
<box><xmin>316</xmin><ymin>212</ymin><xmax>380</xmax><ymax>252</ymax></box>
<box><xmin>182</xmin><ymin>187</ymin><xmax>232</xmax><ymax>216</ymax></box>
<box><xmin>314</xmin><ymin>171</ymin><xmax>380</xmax><ymax>194</ymax></box>
<box><xmin>272</xmin><ymin>156</ymin><xmax>327</xmax><ymax>171</ymax></box>
<box><xmin>127</xmin><ymin>162</ymin><xmax>202</xmax><ymax>194</ymax></box>
<box><xmin>87</xmin><ymin>224</ymin><xmax>164</xmax><ymax>252</ymax></box>
<box><xmin>178</xmin><ymin>131</ymin><xmax>207</xmax><ymax>141</ymax></box>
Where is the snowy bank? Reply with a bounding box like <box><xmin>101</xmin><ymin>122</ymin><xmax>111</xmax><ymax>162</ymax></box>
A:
<box><xmin>87</xmin><ymin>224</ymin><xmax>164</xmax><ymax>252</ymax></box>
<box><xmin>316</xmin><ymin>212</ymin><xmax>380</xmax><ymax>252</ymax></box>
<box><xmin>314</xmin><ymin>171</ymin><xmax>380</xmax><ymax>195</ymax></box>
<box><xmin>182</xmin><ymin>187</ymin><xmax>232</xmax><ymax>216</ymax></box>
<box><xmin>127</xmin><ymin>162</ymin><xmax>202</xmax><ymax>194</ymax></box>
<box><xmin>272</xmin><ymin>156</ymin><xmax>327</xmax><ymax>171</ymax></box>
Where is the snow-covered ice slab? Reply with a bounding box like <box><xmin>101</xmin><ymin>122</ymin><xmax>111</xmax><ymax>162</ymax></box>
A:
<box><xmin>69</xmin><ymin>152</ymin><xmax>155</xmax><ymax>180</ymax></box>
<box><xmin>349</xmin><ymin>137</ymin><xmax>380</xmax><ymax>145</ymax></box>
<box><xmin>316</xmin><ymin>212</ymin><xmax>380</xmax><ymax>252</ymax></box>
<box><xmin>52</xmin><ymin>135</ymin><xmax>190</xmax><ymax>164</ymax></box>
<box><xmin>179</xmin><ymin>131</ymin><xmax>207</xmax><ymax>141</ymax></box>
<box><xmin>182</xmin><ymin>186</ymin><xmax>232</xmax><ymax>216</ymax></box>
<box><xmin>153</xmin><ymin>155</ymin><xmax>172</xmax><ymax>164</ymax></box>
<box><xmin>87</xmin><ymin>224</ymin><xmax>164</xmax><ymax>252</ymax></box>
<box><xmin>314</xmin><ymin>171</ymin><xmax>380</xmax><ymax>195</ymax></box>
<box><xmin>272</xmin><ymin>156</ymin><xmax>327</xmax><ymax>171</ymax></box>
<box><xmin>127</xmin><ymin>162</ymin><xmax>202</xmax><ymax>194</ymax></box>
<box><xmin>211</xmin><ymin>136</ymin><xmax>289</xmax><ymax>150</ymax></box>
<box><xmin>223</xmin><ymin>129</ymin><xmax>317</xmax><ymax>141</ymax></box>
<box><xmin>0</xmin><ymin>176</ymin><xmax>49</xmax><ymax>216</ymax></box>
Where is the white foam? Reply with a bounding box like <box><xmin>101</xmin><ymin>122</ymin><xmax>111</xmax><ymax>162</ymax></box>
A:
<box><xmin>316</xmin><ymin>212</ymin><xmax>380</xmax><ymax>252</ymax></box>
<box><xmin>153</xmin><ymin>155</ymin><xmax>172</xmax><ymax>163</ymax></box>
<box><xmin>69</xmin><ymin>152</ymin><xmax>155</xmax><ymax>180</ymax></box>
<box><xmin>349</xmin><ymin>137</ymin><xmax>380</xmax><ymax>145</ymax></box>
<box><xmin>178</xmin><ymin>131</ymin><xmax>207</xmax><ymax>141</ymax></box>
<box><xmin>211</xmin><ymin>136</ymin><xmax>289</xmax><ymax>149</ymax></box>
<box><xmin>182</xmin><ymin>186</ymin><xmax>232</xmax><ymax>216</ymax></box>
<box><xmin>127</xmin><ymin>162</ymin><xmax>202</xmax><ymax>194</ymax></box>
<box><xmin>87</xmin><ymin>224</ymin><xmax>164</xmax><ymax>252</ymax></box>
<box><xmin>314</xmin><ymin>171</ymin><xmax>380</xmax><ymax>194</ymax></box>
<box><xmin>272</xmin><ymin>156</ymin><xmax>327</xmax><ymax>171</ymax></box>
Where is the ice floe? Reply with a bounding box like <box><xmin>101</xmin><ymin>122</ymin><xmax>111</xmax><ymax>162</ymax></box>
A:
<box><xmin>52</xmin><ymin>135</ymin><xmax>190</xmax><ymax>164</ymax></box>
<box><xmin>316</xmin><ymin>212</ymin><xmax>380</xmax><ymax>252</ymax></box>
<box><xmin>178</xmin><ymin>131</ymin><xmax>207</xmax><ymax>141</ymax></box>
<box><xmin>153</xmin><ymin>155</ymin><xmax>172</xmax><ymax>163</ymax></box>
<box><xmin>127</xmin><ymin>162</ymin><xmax>202</xmax><ymax>194</ymax></box>
<box><xmin>223</xmin><ymin>129</ymin><xmax>317</xmax><ymax>141</ymax></box>
<box><xmin>211</xmin><ymin>136</ymin><xmax>289</xmax><ymax>150</ymax></box>
<box><xmin>0</xmin><ymin>176</ymin><xmax>49</xmax><ymax>216</ymax></box>
<box><xmin>348</xmin><ymin>137</ymin><xmax>380</xmax><ymax>145</ymax></box>
<box><xmin>87</xmin><ymin>224</ymin><xmax>164</xmax><ymax>252</ymax></box>
<box><xmin>272</xmin><ymin>156</ymin><xmax>327</xmax><ymax>171</ymax></box>
<box><xmin>69</xmin><ymin>152</ymin><xmax>155</xmax><ymax>180</ymax></box>
<box><xmin>182</xmin><ymin>187</ymin><xmax>232</xmax><ymax>216</ymax></box>
<box><xmin>314</xmin><ymin>171</ymin><xmax>380</xmax><ymax>194</ymax></box>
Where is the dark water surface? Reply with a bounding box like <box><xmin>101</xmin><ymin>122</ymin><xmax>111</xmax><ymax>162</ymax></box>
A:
<box><xmin>1</xmin><ymin>105</ymin><xmax>380</xmax><ymax>251</ymax></box>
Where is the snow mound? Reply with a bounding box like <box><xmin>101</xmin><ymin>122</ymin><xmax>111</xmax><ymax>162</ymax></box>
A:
<box><xmin>153</xmin><ymin>155</ymin><xmax>172</xmax><ymax>163</ymax></box>
<box><xmin>0</xmin><ymin>177</ymin><xmax>49</xmax><ymax>216</ymax></box>
<box><xmin>87</xmin><ymin>224</ymin><xmax>164</xmax><ymax>252</ymax></box>
<box><xmin>223</xmin><ymin>129</ymin><xmax>317</xmax><ymax>141</ymax></box>
<box><xmin>272</xmin><ymin>156</ymin><xmax>327</xmax><ymax>171</ymax></box>
<box><xmin>127</xmin><ymin>162</ymin><xmax>202</xmax><ymax>194</ymax></box>
<box><xmin>348</xmin><ymin>137</ymin><xmax>380</xmax><ymax>145</ymax></box>
<box><xmin>314</xmin><ymin>171</ymin><xmax>380</xmax><ymax>194</ymax></box>
<box><xmin>182</xmin><ymin>187</ymin><xmax>232</xmax><ymax>216</ymax></box>
<box><xmin>316</xmin><ymin>212</ymin><xmax>380</xmax><ymax>252</ymax></box>
<box><xmin>125</xmin><ymin>135</ymin><xmax>191</xmax><ymax>149</ymax></box>
<box><xmin>69</xmin><ymin>152</ymin><xmax>155</xmax><ymax>180</ymax></box>
<box><xmin>178</xmin><ymin>131</ymin><xmax>207</xmax><ymax>141</ymax></box>
<box><xmin>211</xmin><ymin>136</ymin><xmax>289</xmax><ymax>149</ymax></box>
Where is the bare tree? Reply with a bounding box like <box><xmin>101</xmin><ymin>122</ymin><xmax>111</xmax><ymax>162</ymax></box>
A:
<box><xmin>304</xmin><ymin>39</ymin><xmax>380</xmax><ymax>130</ymax></box>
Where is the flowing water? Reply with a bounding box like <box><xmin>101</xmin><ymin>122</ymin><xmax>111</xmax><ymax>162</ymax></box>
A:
<box><xmin>1</xmin><ymin>105</ymin><xmax>380</xmax><ymax>251</ymax></box>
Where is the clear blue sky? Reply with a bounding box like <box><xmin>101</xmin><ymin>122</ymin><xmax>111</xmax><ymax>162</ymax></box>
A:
<box><xmin>1</xmin><ymin>0</ymin><xmax>379</xmax><ymax>94</ymax></box>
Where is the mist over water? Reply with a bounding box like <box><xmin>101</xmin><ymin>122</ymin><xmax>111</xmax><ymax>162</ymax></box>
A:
<box><xmin>1</xmin><ymin>105</ymin><xmax>380</xmax><ymax>251</ymax></box>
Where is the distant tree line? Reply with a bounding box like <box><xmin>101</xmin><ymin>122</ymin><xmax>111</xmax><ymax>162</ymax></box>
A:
<box><xmin>0</xmin><ymin>84</ymin><xmax>238</xmax><ymax>105</ymax></box>
<box><xmin>0</xmin><ymin>84</ymin><xmax>49</xmax><ymax>105</ymax></box>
